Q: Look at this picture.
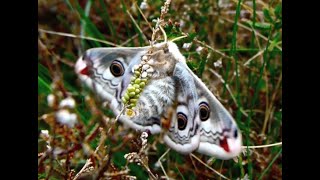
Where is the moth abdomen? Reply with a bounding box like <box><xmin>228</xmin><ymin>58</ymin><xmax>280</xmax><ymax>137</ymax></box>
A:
<box><xmin>129</xmin><ymin>77</ymin><xmax>176</xmax><ymax>126</ymax></box>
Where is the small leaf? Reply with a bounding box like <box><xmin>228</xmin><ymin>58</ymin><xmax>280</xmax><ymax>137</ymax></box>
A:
<box><xmin>197</xmin><ymin>53</ymin><xmax>208</xmax><ymax>78</ymax></box>
<box><xmin>273</xmin><ymin>32</ymin><xmax>281</xmax><ymax>42</ymax></box>
<box><xmin>254</xmin><ymin>22</ymin><xmax>272</xmax><ymax>30</ymax></box>
<box><xmin>257</xmin><ymin>79</ymin><xmax>267</xmax><ymax>92</ymax></box>
<box><xmin>186</xmin><ymin>61</ymin><xmax>197</xmax><ymax>72</ymax></box>
<box><xmin>246</xmin><ymin>20</ymin><xmax>272</xmax><ymax>30</ymax></box>
<box><xmin>263</xmin><ymin>8</ymin><xmax>274</xmax><ymax>23</ymax></box>
<box><xmin>268</xmin><ymin>42</ymin><xmax>275</xmax><ymax>52</ymax></box>
<box><xmin>274</xmin><ymin>4</ymin><xmax>282</xmax><ymax>19</ymax></box>
<box><xmin>38</xmin><ymin>76</ymin><xmax>52</xmax><ymax>94</ymax></box>
<box><xmin>274</xmin><ymin>20</ymin><xmax>282</xmax><ymax>30</ymax></box>
<box><xmin>185</xmin><ymin>32</ymin><xmax>197</xmax><ymax>42</ymax></box>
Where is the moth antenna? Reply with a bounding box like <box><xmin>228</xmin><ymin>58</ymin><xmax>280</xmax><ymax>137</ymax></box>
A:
<box><xmin>157</xmin><ymin>148</ymin><xmax>170</xmax><ymax>179</ymax></box>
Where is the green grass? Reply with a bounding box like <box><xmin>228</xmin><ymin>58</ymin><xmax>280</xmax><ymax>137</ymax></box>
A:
<box><xmin>38</xmin><ymin>0</ymin><xmax>282</xmax><ymax>179</ymax></box>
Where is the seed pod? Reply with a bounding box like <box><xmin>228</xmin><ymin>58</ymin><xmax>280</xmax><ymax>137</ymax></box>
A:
<box><xmin>129</xmin><ymin>92</ymin><xmax>136</xmax><ymax>97</ymax></box>
<box><xmin>146</xmin><ymin>67</ymin><xmax>154</xmax><ymax>73</ymax></box>
<box><xmin>130</xmin><ymin>99</ymin><xmax>138</xmax><ymax>103</ymax></box>
<box><xmin>135</xmin><ymin>89</ymin><xmax>141</xmax><ymax>94</ymax></box>
<box><xmin>134</xmin><ymin>71</ymin><xmax>141</xmax><ymax>76</ymax></box>
<box><xmin>130</xmin><ymin>102</ymin><xmax>137</xmax><ymax>107</ymax></box>
<box><xmin>127</xmin><ymin>86</ymin><xmax>135</xmax><ymax>92</ymax></box>
<box><xmin>124</xmin><ymin>93</ymin><xmax>130</xmax><ymax>100</ymax></box>
<box><xmin>142</xmin><ymin>55</ymin><xmax>148</xmax><ymax>61</ymax></box>
<box><xmin>142</xmin><ymin>64</ymin><xmax>150</xmax><ymax>70</ymax></box>
<box><xmin>133</xmin><ymin>84</ymin><xmax>140</xmax><ymax>89</ymax></box>
<box><xmin>133</xmin><ymin>65</ymin><xmax>140</xmax><ymax>70</ymax></box>
<box><xmin>134</xmin><ymin>78</ymin><xmax>141</xmax><ymax>84</ymax></box>
<box><xmin>141</xmin><ymin>78</ymin><xmax>148</xmax><ymax>83</ymax></box>
<box><xmin>139</xmin><ymin>82</ymin><xmax>146</xmax><ymax>88</ymax></box>
<box><xmin>141</xmin><ymin>72</ymin><xmax>148</xmax><ymax>78</ymax></box>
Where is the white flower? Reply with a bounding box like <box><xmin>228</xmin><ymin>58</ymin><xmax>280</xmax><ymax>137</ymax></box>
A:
<box><xmin>40</xmin><ymin>130</ymin><xmax>49</xmax><ymax>139</ymax></box>
<box><xmin>124</xmin><ymin>152</ymin><xmax>139</xmax><ymax>163</ymax></box>
<box><xmin>47</xmin><ymin>94</ymin><xmax>55</xmax><ymax>107</ymax></box>
<box><xmin>55</xmin><ymin>109</ymin><xmax>78</xmax><ymax>128</ymax></box>
<box><xmin>214</xmin><ymin>59</ymin><xmax>222</xmax><ymax>68</ymax></box>
<box><xmin>59</xmin><ymin>97</ymin><xmax>76</xmax><ymax>109</ymax></box>
<box><xmin>154</xmin><ymin>161</ymin><xmax>161</xmax><ymax>168</ymax></box>
<box><xmin>196</xmin><ymin>46</ymin><xmax>204</xmax><ymax>54</ymax></box>
<box><xmin>140</xmin><ymin>132</ymin><xmax>148</xmax><ymax>146</ymax></box>
<box><xmin>236</xmin><ymin>174</ymin><xmax>249</xmax><ymax>180</ymax></box>
<box><xmin>182</xmin><ymin>43</ymin><xmax>192</xmax><ymax>50</ymax></box>
<box><xmin>179</xmin><ymin>19</ymin><xmax>185</xmax><ymax>28</ymax></box>
<box><xmin>140</xmin><ymin>1</ymin><xmax>148</xmax><ymax>10</ymax></box>
<box><xmin>53</xmin><ymin>147</ymin><xmax>65</xmax><ymax>158</ymax></box>
<box><xmin>233</xmin><ymin>70</ymin><xmax>240</xmax><ymax>77</ymax></box>
<box><xmin>40</xmin><ymin>130</ymin><xmax>50</xmax><ymax>147</ymax></box>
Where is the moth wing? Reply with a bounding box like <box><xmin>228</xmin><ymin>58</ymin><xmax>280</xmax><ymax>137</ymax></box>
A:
<box><xmin>163</xmin><ymin>62</ymin><xmax>201</xmax><ymax>154</ymax></box>
<box><xmin>75</xmin><ymin>47</ymin><xmax>148</xmax><ymax>108</ymax></box>
<box><xmin>75</xmin><ymin>47</ymin><xmax>162</xmax><ymax>133</ymax></box>
<box><xmin>190</xmin><ymin>69</ymin><xmax>242</xmax><ymax>159</ymax></box>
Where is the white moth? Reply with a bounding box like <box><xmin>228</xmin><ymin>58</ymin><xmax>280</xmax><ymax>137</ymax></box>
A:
<box><xmin>75</xmin><ymin>41</ymin><xmax>242</xmax><ymax>160</ymax></box>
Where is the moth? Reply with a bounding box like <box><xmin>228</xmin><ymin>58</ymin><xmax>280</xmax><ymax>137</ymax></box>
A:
<box><xmin>75</xmin><ymin>41</ymin><xmax>242</xmax><ymax>160</ymax></box>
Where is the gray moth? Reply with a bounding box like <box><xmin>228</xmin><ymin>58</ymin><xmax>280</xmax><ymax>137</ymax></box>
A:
<box><xmin>75</xmin><ymin>41</ymin><xmax>242</xmax><ymax>160</ymax></box>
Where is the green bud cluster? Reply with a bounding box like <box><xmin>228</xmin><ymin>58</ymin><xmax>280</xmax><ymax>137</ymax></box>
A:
<box><xmin>122</xmin><ymin>55</ymin><xmax>153</xmax><ymax>116</ymax></box>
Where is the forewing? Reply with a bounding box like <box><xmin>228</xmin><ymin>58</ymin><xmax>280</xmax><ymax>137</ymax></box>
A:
<box><xmin>75</xmin><ymin>47</ymin><xmax>163</xmax><ymax>133</ymax></box>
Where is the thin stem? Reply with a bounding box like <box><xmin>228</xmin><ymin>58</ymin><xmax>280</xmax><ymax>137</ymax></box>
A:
<box><xmin>243</xmin><ymin>142</ymin><xmax>282</xmax><ymax>149</ymax></box>
<box><xmin>190</xmin><ymin>153</ymin><xmax>229</xmax><ymax>180</ymax></box>
<box><xmin>38</xmin><ymin>29</ymin><xmax>120</xmax><ymax>47</ymax></box>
